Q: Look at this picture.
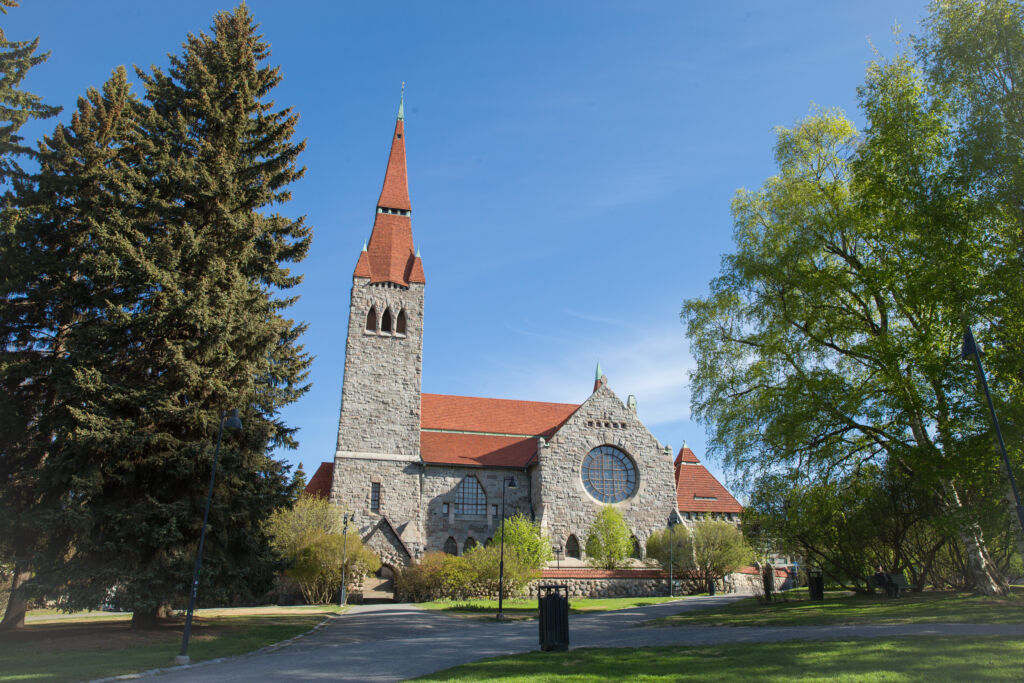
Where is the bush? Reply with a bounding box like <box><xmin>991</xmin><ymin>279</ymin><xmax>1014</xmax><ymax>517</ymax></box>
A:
<box><xmin>396</xmin><ymin>543</ymin><xmax>543</xmax><ymax>602</ymax></box>
<box><xmin>585</xmin><ymin>505</ymin><xmax>633</xmax><ymax>569</ymax></box>
<box><xmin>264</xmin><ymin>495</ymin><xmax>379</xmax><ymax>604</ymax></box>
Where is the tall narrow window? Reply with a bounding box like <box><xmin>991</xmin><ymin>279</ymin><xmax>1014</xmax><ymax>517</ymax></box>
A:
<box><xmin>631</xmin><ymin>535</ymin><xmax>643</xmax><ymax>559</ymax></box>
<box><xmin>464</xmin><ymin>537</ymin><xmax>477</xmax><ymax>552</ymax></box>
<box><xmin>370</xmin><ymin>482</ymin><xmax>381</xmax><ymax>512</ymax></box>
<box><xmin>381</xmin><ymin>308</ymin><xmax>393</xmax><ymax>333</ymax></box>
<box><xmin>443</xmin><ymin>536</ymin><xmax>458</xmax><ymax>555</ymax></box>
<box><xmin>396</xmin><ymin>310</ymin><xmax>407</xmax><ymax>335</ymax></box>
<box><xmin>565</xmin><ymin>534</ymin><xmax>581</xmax><ymax>559</ymax></box>
<box><xmin>366</xmin><ymin>306</ymin><xmax>377</xmax><ymax>332</ymax></box>
<box><xmin>454</xmin><ymin>476</ymin><xmax>487</xmax><ymax>516</ymax></box>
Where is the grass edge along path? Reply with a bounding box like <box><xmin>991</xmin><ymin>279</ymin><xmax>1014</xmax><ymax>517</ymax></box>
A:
<box><xmin>647</xmin><ymin>588</ymin><xmax>1024</xmax><ymax>628</ymax></box>
<box><xmin>414</xmin><ymin>635</ymin><xmax>1024</xmax><ymax>682</ymax></box>
<box><xmin>0</xmin><ymin>606</ymin><xmax>344</xmax><ymax>683</ymax></box>
<box><xmin>418</xmin><ymin>595</ymin><xmax>683</xmax><ymax>619</ymax></box>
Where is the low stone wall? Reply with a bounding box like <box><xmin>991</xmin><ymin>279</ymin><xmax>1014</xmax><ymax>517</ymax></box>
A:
<box><xmin>523</xmin><ymin>568</ymin><xmax>721</xmax><ymax>599</ymax></box>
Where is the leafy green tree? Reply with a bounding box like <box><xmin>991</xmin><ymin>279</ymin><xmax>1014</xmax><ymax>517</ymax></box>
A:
<box><xmin>265</xmin><ymin>496</ymin><xmax>379</xmax><ymax>604</ymax></box>
<box><xmin>685</xmin><ymin>61</ymin><xmax>1015</xmax><ymax>592</ymax></box>
<box><xmin>691</xmin><ymin>520</ymin><xmax>752</xmax><ymax>588</ymax></box>
<box><xmin>491</xmin><ymin>512</ymin><xmax>554</xmax><ymax>570</ymax></box>
<box><xmin>646</xmin><ymin>524</ymin><xmax>695</xmax><ymax>573</ymax></box>
<box><xmin>585</xmin><ymin>505</ymin><xmax>633</xmax><ymax>569</ymax></box>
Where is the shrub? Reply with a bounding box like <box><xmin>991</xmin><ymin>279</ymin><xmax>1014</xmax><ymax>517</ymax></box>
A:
<box><xmin>585</xmin><ymin>505</ymin><xmax>633</xmax><ymax>569</ymax></box>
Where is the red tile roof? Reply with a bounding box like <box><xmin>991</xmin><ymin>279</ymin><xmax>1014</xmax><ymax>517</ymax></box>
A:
<box><xmin>674</xmin><ymin>446</ymin><xmax>742</xmax><ymax>514</ymax></box>
<box><xmin>420</xmin><ymin>431</ymin><xmax>538</xmax><ymax>468</ymax></box>
<box><xmin>355</xmin><ymin>117</ymin><xmax>419</xmax><ymax>286</ymax></box>
<box><xmin>421</xmin><ymin>393</ymin><xmax>578</xmax><ymax>437</ymax></box>
<box><xmin>377</xmin><ymin>118</ymin><xmax>410</xmax><ymax>211</ymax></box>
<box><xmin>304</xmin><ymin>462</ymin><xmax>333</xmax><ymax>498</ymax></box>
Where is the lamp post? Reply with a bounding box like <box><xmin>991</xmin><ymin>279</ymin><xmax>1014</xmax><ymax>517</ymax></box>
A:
<box><xmin>496</xmin><ymin>476</ymin><xmax>517</xmax><ymax>621</ymax></box>
<box><xmin>553</xmin><ymin>544</ymin><xmax>563</xmax><ymax>570</ymax></box>
<box><xmin>176</xmin><ymin>408</ymin><xmax>242</xmax><ymax>666</ymax></box>
<box><xmin>339</xmin><ymin>512</ymin><xmax>354</xmax><ymax>607</ymax></box>
<box><xmin>667</xmin><ymin>511</ymin><xmax>679</xmax><ymax>598</ymax></box>
<box><xmin>961</xmin><ymin>325</ymin><xmax>1024</xmax><ymax>534</ymax></box>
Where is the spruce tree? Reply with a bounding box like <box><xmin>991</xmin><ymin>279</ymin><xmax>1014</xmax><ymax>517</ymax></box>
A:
<box><xmin>0</xmin><ymin>0</ymin><xmax>60</xmax><ymax>187</ymax></box>
<box><xmin>0</xmin><ymin>67</ymin><xmax>141</xmax><ymax>629</ymax></box>
<box><xmin>44</xmin><ymin>5</ymin><xmax>311</xmax><ymax>627</ymax></box>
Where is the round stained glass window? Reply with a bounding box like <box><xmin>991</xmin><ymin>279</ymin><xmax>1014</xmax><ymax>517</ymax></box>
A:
<box><xmin>581</xmin><ymin>445</ymin><xmax>637</xmax><ymax>503</ymax></box>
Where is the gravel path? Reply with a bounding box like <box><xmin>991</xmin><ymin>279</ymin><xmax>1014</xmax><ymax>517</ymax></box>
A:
<box><xmin>140</xmin><ymin>596</ymin><xmax>1024</xmax><ymax>682</ymax></box>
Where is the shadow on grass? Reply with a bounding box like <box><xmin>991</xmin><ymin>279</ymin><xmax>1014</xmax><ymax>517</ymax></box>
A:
<box><xmin>414</xmin><ymin>636</ymin><xmax>1024</xmax><ymax>681</ymax></box>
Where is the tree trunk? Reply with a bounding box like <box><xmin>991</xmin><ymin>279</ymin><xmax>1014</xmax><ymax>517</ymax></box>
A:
<box><xmin>130</xmin><ymin>602</ymin><xmax>173</xmax><ymax>629</ymax></box>
<box><xmin>0</xmin><ymin>568</ymin><xmax>31</xmax><ymax>630</ymax></box>
<box><xmin>945</xmin><ymin>483</ymin><xmax>1010</xmax><ymax>596</ymax></box>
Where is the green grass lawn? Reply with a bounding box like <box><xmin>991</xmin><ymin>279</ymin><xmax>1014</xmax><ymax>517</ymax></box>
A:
<box><xmin>418</xmin><ymin>596</ymin><xmax>682</xmax><ymax>619</ymax></box>
<box><xmin>414</xmin><ymin>636</ymin><xmax>1024</xmax><ymax>681</ymax></box>
<box><xmin>648</xmin><ymin>587</ymin><xmax>1024</xmax><ymax>627</ymax></box>
<box><xmin>0</xmin><ymin>605</ymin><xmax>343</xmax><ymax>683</ymax></box>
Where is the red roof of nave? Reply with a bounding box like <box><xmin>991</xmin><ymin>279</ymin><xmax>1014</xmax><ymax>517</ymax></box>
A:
<box><xmin>421</xmin><ymin>393</ymin><xmax>579</xmax><ymax>437</ymax></box>
<box><xmin>304</xmin><ymin>462</ymin><xmax>333</xmax><ymax>498</ymax></box>
<box><xmin>674</xmin><ymin>446</ymin><xmax>743</xmax><ymax>514</ymax></box>
<box><xmin>420</xmin><ymin>431</ymin><xmax>538</xmax><ymax>468</ymax></box>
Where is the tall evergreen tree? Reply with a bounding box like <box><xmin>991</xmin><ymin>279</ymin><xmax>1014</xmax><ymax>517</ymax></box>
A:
<box><xmin>0</xmin><ymin>0</ymin><xmax>60</xmax><ymax>187</ymax></box>
<box><xmin>41</xmin><ymin>5</ymin><xmax>311</xmax><ymax>627</ymax></box>
<box><xmin>0</xmin><ymin>67</ymin><xmax>142</xmax><ymax>628</ymax></box>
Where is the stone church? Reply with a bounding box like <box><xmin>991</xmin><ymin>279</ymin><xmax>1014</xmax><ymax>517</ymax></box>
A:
<box><xmin>306</xmin><ymin>99</ymin><xmax>740</xmax><ymax>571</ymax></box>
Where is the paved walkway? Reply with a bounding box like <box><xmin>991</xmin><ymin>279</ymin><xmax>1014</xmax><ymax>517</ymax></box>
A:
<box><xmin>144</xmin><ymin>596</ymin><xmax>1024</xmax><ymax>682</ymax></box>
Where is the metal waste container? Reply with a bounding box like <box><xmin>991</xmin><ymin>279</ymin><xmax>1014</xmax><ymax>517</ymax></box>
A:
<box><xmin>538</xmin><ymin>584</ymin><xmax>569</xmax><ymax>651</ymax></box>
<box><xmin>707</xmin><ymin>580</ymin><xmax>716</xmax><ymax>596</ymax></box>
<box><xmin>807</xmin><ymin>568</ymin><xmax>824</xmax><ymax>601</ymax></box>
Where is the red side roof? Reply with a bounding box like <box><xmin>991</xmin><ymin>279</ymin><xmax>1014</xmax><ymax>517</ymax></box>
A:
<box><xmin>675</xmin><ymin>446</ymin><xmax>743</xmax><ymax>514</ymax></box>
<box><xmin>377</xmin><ymin>118</ymin><xmax>410</xmax><ymax>211</ymax></box>
<box><xmin>304</xmin><ymin>462</ymin><xmax>334</xmax><ymax>498</ymax></box>
<box><xmin>675</xmin><ymin>445</ymin><xmax>700</xmax><ymax>465</ymax></box>
<box><xmin>420</xmin><ymin>432</ymin><xmax>538</xmax><ymax>468</ymax></box>
<box><xmin>421</xmin><ymin>393</ymin><xmax>579</xmax><ymax>437</ymax></box>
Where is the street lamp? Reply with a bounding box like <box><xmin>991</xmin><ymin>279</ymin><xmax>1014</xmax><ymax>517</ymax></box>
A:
<box><xmin>667</xmin><ymin>511</ymin><xmax>679</xmax><ymax>598</ymax></box>
<box><xmin>961</xmin><ymin>325</ymin><xmax>1024</xmax><ymax>534</ymax></box>
<box><xmin>553</xmin><ymin>544</ymin><xmax>563</xmax><ymax>570</ymax></box>
<box><xmin>339</xmin><ymin>512</ymin><xmax>354</xmax><ymax>607</ymax></box>
<box><xmin>175</xmin><ymin>408</ymin><xmax>242</xmax><ymax>666</ymax></box>
<box><xmin>496</xmin><ymin>476</ymin><xmax>517</xmax><ymax>621</ymax></box>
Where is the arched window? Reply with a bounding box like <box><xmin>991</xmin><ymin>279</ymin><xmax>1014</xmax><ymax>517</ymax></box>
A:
<box><xmin>365</xmin><ymin>306</ymin><xmax>377</xmax><ymax>332</ymax></box>
<box><xmin>454</xmin><ymin>476</ymin><xmax>487</xmax><ymax>516</ymax></box>
<box><xmin>396</xmin><ymin>309</ymin><xmax>407</xmax><ymax>335</ymax></box>
<box><xmin>565</xmin><ymin>534</ymin><xmax>581</xmax><ymax>559</ymax></box>
<box><xmin>464</xmin><ymin>537</ymin><xmax>477</xmax><ymax>552</ymax></box>
<box><xmin>443</xmin><ymin>536</ymin><xmax>458</xmax><ymax>555</ymax></box>
<box><xmin>484</xmin><ymin>537</ymin><xmax>493</xmax><ymax>547</ymax></box>
<box><xmin>381</xmin><ymin>308</ymin><xmax>393</xmax><ymax>333</ymax></box>
<box><xmin>631</xmin><ymin>535</ymin><xmax>643</xmax><ymax>560</ymax></box>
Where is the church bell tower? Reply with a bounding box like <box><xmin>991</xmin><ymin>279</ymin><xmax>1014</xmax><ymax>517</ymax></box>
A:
<box><xmin>336</xmin><ymin>91</ymin><xmax>425</xmax><ymax>459</ymax></box>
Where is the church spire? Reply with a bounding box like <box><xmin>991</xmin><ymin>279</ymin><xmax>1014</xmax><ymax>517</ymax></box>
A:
<box><xmin>355</xmin><ymin>91</ymin><xmax>423</xmax><ymax>286</ymax></box>
<box><xmin>377</xmin><ymin>85</ymin><xmax>411</xmax><ymax>212</ymax></box>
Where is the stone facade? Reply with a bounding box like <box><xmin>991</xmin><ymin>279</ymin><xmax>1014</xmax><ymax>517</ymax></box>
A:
<box><xmin>336</xmin><ymin>278</ymin><xmax>424</xmax><ymax>457</ymax></box>
<box><xmin>534</xmin><ymin>378</ymin><xmax>679</xmax><ymax>555</ymax></box>
<box><xmin>421</xmin><ymin>467</ymin><xmax>532</xmax><ymax>554</ymax></box>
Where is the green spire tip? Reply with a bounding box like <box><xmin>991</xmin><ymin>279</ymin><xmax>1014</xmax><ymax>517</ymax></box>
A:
<box><xmin>397</xmin><ymin>81</ymin><xmax>405</xmax><ymax>121</ymax></box>
<box><xmin>595</xmin><ymin>361</ymin><xmax>602</xmax><ymax>380</ymax></box>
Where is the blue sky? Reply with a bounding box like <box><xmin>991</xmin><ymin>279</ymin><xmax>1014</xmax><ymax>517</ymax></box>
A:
<box><xmin>6</xmin><ymin>1</ymin><xmax>929</xmax><ymax>495</ymax></box>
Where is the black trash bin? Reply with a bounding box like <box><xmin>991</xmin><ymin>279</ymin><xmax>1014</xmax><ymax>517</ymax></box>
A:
<box><xmin>707</xmin><ymin>580</ymin><xmax>716</xmax><ymax>596</ymax></box>
<box><xmin>807</xmin><ymin>568</ymin><xmax>824</xmax><ymax>601</ymax></box>
<box><xmin>538</xmin><ymin>584</ymin><xmax>569</xmax><ymax>652</ymax></box>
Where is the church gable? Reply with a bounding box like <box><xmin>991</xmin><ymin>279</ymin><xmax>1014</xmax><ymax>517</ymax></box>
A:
<box><xmin>536</xmin><ymin>374</ymin><xmax>678</xmax><ymax>550</ymax></box>
<box><xmin>362</xmin><ymin>515</ymin><xmax>413</xmax><ymax>568</ymax></box>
